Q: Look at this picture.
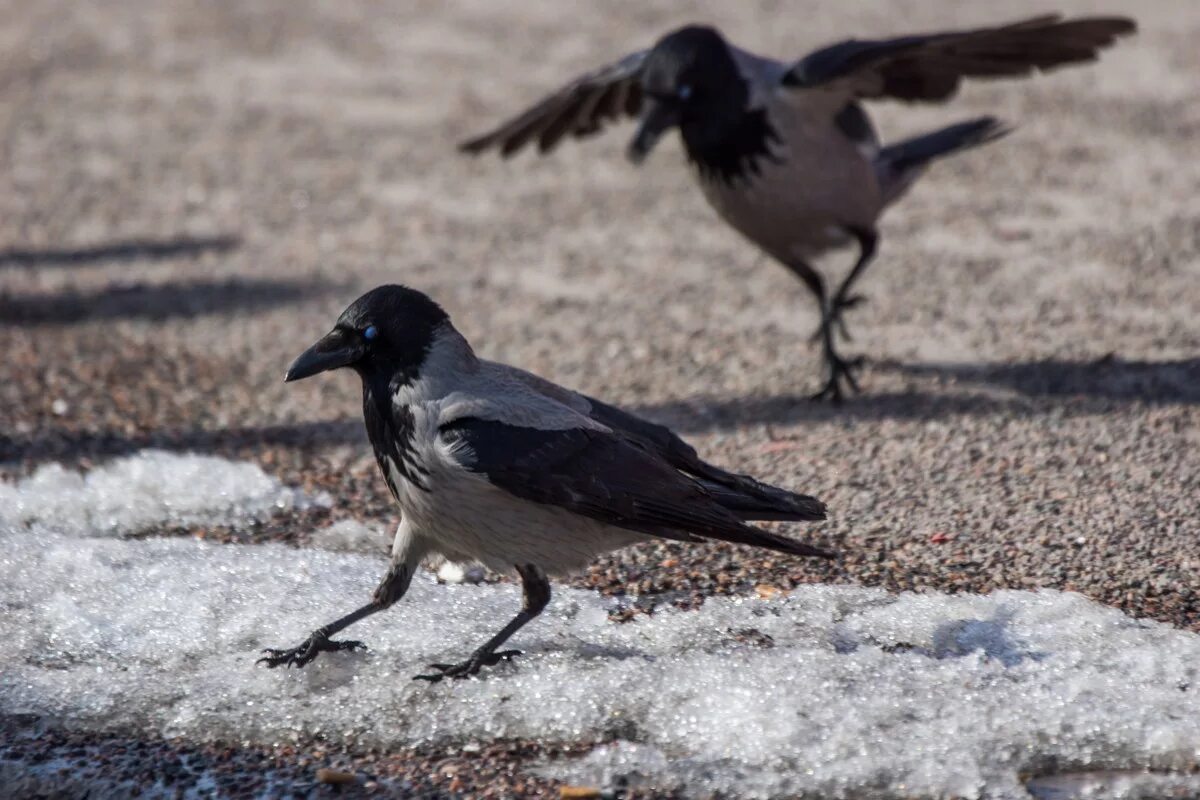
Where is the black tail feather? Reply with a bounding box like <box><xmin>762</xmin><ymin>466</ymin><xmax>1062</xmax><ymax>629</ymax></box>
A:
<box><xmin>699</xmin><ymin>523</ymin><xmax>836</xmax><ymax>560</ymax></box>
<box><xmin>696</xmin><ymin>477</ymin><xmax>826</xmax><ymax>522</ymax></box>
<box><xmin>877</xmin><ymin>116</ymin><xmax>1010</xmax><ymax>205</ymax></box>
<box><xmin>879</xmin><ymin>116</ymin><xmax>1010</xmax><ymax>175</ymax></box>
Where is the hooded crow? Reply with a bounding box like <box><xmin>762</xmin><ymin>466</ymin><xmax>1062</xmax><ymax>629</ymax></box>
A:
<box><xmin>258</xmin><ymin>285</ymin><xmax>831</xmax><ymax>680</ymax></box>
<box><xmin>461</xmin><ymin>14</ymin><xmax>1135</xmax><ymax>401</ymax></box>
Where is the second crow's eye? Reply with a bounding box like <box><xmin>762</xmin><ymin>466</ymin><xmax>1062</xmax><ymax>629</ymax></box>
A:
<box><xmin>363</xmin><ymin>325</ymin><xmax>378</xmax><ymax>341</ymax></box>
<box><xmin>678</xmin><ymin>84</ymin><xmax>693</xmax><ymax>100</ymax></box>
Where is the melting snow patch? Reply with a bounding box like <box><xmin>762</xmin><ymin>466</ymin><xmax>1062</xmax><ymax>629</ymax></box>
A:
<box><xmin>310</xmin><ymin>519</ymin><xmax>386</xmax><ymax>554</ymax></box>
<box><xmin>311</xmin><ymin>523</ymin><xmax>488</xmax><ymax>583</ymax></box>
<box><xmin>0</xmin><ymin>450</ymin><xmax>329</xmax><ymax>537</ymax></box>
<box><xmin>2</xmin><ymin>533</ymin><xmax>1200</xmax><ymax>798</ymax></box>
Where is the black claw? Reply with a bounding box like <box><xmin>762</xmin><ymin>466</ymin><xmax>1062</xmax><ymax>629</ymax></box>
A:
<box><xmin>256</xmin><ymin>635</ymin><xmax>367</xmax><ymax>669</ymax></box>
<box><xmin>412</xmin><ymin>649</ymin><xmax>523</xmax><ymax>683</ymax></box>
<box><xmin>811</xmin><ymin>354</ymin><xmax>865</xmax><ymax>404</ymax></box>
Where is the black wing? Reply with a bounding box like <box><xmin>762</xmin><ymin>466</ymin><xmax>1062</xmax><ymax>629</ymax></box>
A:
<box><xmin>783</xmin><ymin>14</ymin><xmax>1135</xmax><ymax>102</ymax></box>
<box><xmin>460</xmin><ymin>51</ymin><xmax>647</xmax><ymax>157</ymax></box>
<box><xmin>441</xmin><ymin>418</ymin><xmax>832</xmax><ymax>559</ymax></box>
<box><xmin>580</xmin><ymin>395</ymin><xmax>826</xmax><ymax>522</ymax></box>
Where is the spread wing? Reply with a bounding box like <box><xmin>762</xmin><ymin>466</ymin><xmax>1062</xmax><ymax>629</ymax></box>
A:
<box><xmin>460</xmin><ymin>50</ymin><xmax>647</xmax><ymax>157</ymax></box>
<box><xmin>440</xmin><ymin>418</ymin><xmax>832</xmax><ymax>559</ymax></box>
<box><xmin>782</xmin><ymin>14</ymin><xmax>1135</xmax><ymax>102</ymax></box>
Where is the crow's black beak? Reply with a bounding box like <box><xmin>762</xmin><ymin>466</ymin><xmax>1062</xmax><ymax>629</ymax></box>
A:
<box><xmin>284</xmin><ymin>328</ymin><xmax>364</xmax><ymax>382</ymax></box>
<box><xmin>627</xmin><ymin>99</ymin><xmax>681</xmax><ymax>164</ymax></box>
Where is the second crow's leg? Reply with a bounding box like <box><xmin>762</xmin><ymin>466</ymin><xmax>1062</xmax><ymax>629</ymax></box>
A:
<box><xmin>258</xmin><ymin>559</ymin><xmax>415</xmax><ymax>669</ymax></box>
<box><xmin>827</xmin><ymin>227</ymin><xmax>879</xmax><ymax>342</ymax></box>
<box><xmin>784</xmin><ymin>258</ymin><xmax>863</xmax><ymax>404</ymax></box>
<box><xmin>415</xmin><ymin>564</ymin><xmax>550</xmax><ymax>682</ymax></box>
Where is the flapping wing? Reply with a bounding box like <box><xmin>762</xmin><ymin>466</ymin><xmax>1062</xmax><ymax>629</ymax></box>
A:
<box><xmin>460</xmin><ymin>50</ymin><xmax>647</xmax><ymax>157</ymax></box>
<box><xmin>440</xmin><ymin>418</ymin><xmax>832</xmax><ymax>558</ymax></box>
<box><xmin>782</xmin><ymin>14</ymin><xmax>1135</xmax><ymax>102</ymax></box>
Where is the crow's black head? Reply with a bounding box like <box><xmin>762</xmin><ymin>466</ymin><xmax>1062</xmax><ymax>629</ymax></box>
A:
<box><xmin>628</xmin><ymin>25</ymin><xmax>749</xmax><ymax>163</ymax></box>
<box><xmin>285</xmin><ymin>284</ymin><xmax>449</xmax><ymax>384</ymax></box>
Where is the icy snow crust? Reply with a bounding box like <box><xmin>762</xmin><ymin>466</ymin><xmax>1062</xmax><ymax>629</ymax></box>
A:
<box><xmin>310</xmin><ymin>518</ymin><xmax>385</xmax><ymax>554</ymax></box>
<box><xmin>0</xmin><ymin>450</ymin><xmax>328</xmax><ymax>536</ymax></box>
<box><xmin>4</xmin><ymin>531</ymin><xmax>1200</xmax><ymax>799</ymax></box>
<box><xmin>3</xmin><ymin>452</ymin><xmax>1199</xmax><ymax>798</ymax></box>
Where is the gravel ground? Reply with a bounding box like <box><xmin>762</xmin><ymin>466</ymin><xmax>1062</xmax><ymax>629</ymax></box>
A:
<box><xmin>0</xmin><ymin>715</ymin><xmax>579</xmax><ymax>799</ymax></box>
<box><xmin>2</xmin><ymin>0</ymin><xmax>1198</xmax><ymax>796</ymax></box>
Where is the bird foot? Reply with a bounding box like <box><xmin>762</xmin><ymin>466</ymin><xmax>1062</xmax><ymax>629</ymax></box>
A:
<box><xmin>257</xmin><ymin>633</ymin><xmax>366</xmax><ymax>669</ymax></box>
<box><xmin>810</xmin><ymin>354</ymin><xmax>865</xmax><ymax>404</ymax></box>
<box><xmin>412</xmin><ymin>649</ymin><xmax>522</xmax><ymax>682</ymax></box>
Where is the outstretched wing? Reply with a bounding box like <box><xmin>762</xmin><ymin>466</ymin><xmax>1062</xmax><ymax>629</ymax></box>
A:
<box><xmin>783</xmin><ymin>14</ymin><xmax>1135</xmax><ymax>102</ymax></box>
<box><xmin>460</xmin><ymin>50</ymin><xmax>647</xmax><ymax>157</ymax></box>
<box><xmin>440</xmin><ymin>418</ymin><xmax>832</xmax><ymax>559</ymax></box>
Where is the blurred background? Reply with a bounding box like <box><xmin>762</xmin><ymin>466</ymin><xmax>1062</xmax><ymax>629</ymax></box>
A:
<box><xmin>3</xmin><ymin>0</ymin><xmax>1196</xmax><ymax>605</ymax></box>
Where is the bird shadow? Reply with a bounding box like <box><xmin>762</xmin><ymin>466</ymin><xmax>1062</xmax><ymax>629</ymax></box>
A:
<box><xmin>625</xmin><ymin>391</ymin><xmax>1025</xmax><ymax>433</ymax></box>
<box><xmin>0</xmin><ymin>419</ymin><xmax>364</xmax><ymax>465</ymax></box>
<box><xmin>6</xmin><ymin>357</ymin><xmax>1191</xmax><ymax>465</ymax></box>
<box><xmin>927</xmin><ymin>611</ymin><xmax>1046</xmax><ymax>667</ymax></box>
<box><xmin>625</xmin><ymin>355</ymin><xmax>1199</xmax><ymax>434</ymax></box>
<box><xmin>884</xmin><ymin>356</ymin><xmax>1200</xmax><ymax>404</ymax></box>
<box><xmin>0</xmin><ymin>276</ymin><xmax>335</xmax><ymax>325</ymax></box>
<box><xmin>0</xmin><ymin>234</ymin><xmax>241</xmax><ymax>269</ymax></box>
<box><xmin>840</xmin><ymin>609</ymin><xmax>1046</xmax><ymax>668</ymax></box>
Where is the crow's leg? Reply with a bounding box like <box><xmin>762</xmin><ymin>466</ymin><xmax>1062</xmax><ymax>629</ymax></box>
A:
<box><xmin>785</xmin><ymin>258</ymin><xmax>863</xmax><ymax>404</ymax></box>
<box><xmin>415</xmin><ymin>564</ymin><xmax>550</xmax><ymax>682</ymax></box>
<box><xmin>258</xmin><ymin>559</ymin><xmax>414</xmax><ymax>669</ymax></box>
<box><xmin>827</xmin><ymin>227</ymin><xmax>879</xmax><ymax>342</ymax></box>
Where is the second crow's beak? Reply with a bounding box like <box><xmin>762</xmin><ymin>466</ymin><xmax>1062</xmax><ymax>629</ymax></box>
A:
<box><xmin>627</xmin><ymin>99</ymin><xmax>681</xmax><ymax>164</ymax></box>
<box><xmin>284</xmin><ymin>328</ymin><xmax>364</xmax><ymax>383</ymax></box>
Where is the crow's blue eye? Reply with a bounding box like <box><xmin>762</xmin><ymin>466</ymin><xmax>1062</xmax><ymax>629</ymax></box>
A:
<box><xmin>678</xmin><ymin>84</ymin><xmax>693</xmax><ymax>100</ymax></box>
<box><xmin>363</xmin><ymin>325</ymin><xmax>378</xmax><ymax>341</ymax></box>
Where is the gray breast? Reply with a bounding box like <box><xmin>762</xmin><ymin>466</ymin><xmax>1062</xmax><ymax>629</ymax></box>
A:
<box><xmin>693</xmin><ymin>95</ymin><xmax>884</xmax><ymax>261</ymax></box>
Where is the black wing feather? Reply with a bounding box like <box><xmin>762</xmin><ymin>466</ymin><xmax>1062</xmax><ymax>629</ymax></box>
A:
<box><xmin>784</xmin><ymin>14</ymin><xmax>1135</xmax><ymax>102</ymax></box>
<box><xmin>460</xmin><ymin>51</ymin><xmax>647</xmax><ymax>157</ymax></box>
<box><xmin>440</xmin><ymin>418</ymin><xmax>832</xmax><ymax>559</ymax></box>
<box><xmin>579</xmin><ymin>395</ymin><xmax>826</xmax><ymax>522</ymax></box>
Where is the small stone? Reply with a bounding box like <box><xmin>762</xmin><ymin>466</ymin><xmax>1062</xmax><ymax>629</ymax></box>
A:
<box><xmin>559</xmin><ymin>787</ymin><xmax>602</xmax><ymax>800</ymax></box>
<box><xmin>315</xmin><ymin>768</ymin><xmax>355</xmax><ymax>785</ymax></box>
